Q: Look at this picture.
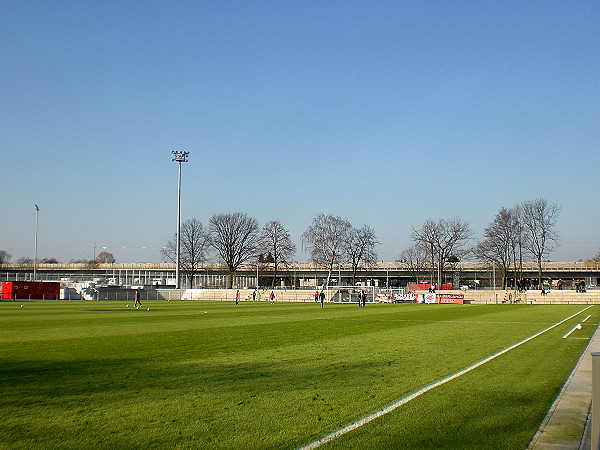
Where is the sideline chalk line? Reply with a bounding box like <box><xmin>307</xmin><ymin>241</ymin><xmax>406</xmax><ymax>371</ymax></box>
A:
<box><xmin>299</xmin><ymin>305</ymin><xmax>593</xmax><ymax>450</ymax></box>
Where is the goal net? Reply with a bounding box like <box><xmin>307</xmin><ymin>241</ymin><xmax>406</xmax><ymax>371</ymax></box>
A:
<box><xmin>327</xmin><ymin>285</ymin><xmax>376</xmax><ymax>304</ymax></box>
<box><xmin>375</xmin><ymin>287</ymin><xmax>407</xmax><ymax>302</ymax></box>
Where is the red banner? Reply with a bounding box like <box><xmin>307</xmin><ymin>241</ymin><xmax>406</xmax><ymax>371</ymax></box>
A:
<box><xmin>436</xmin><ymin>294</ymin><xmax>464</xmax><ymax>304</ymax></box>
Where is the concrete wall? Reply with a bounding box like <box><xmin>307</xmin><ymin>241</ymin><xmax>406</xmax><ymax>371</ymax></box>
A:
<box><xmin>467</xmin><ymin>289</ymin><xmax>600</xmax><ymax>305</ymax></box>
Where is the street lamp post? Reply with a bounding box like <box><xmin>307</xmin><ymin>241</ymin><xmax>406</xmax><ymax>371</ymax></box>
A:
<box><xmin>171</xmin><ymin>151</ymin><xmax>189</xmax><ymax>290</ymax></box>
<box><xmin>34</xmin><ymin>204</ymin><xmax>39</xmax><ymax>281</ymax></box>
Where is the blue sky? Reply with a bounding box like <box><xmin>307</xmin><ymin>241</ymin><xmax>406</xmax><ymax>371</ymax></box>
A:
<box><xmin>1</xmin><ymin>1</ymin><xmax>599</xmax><ymax>263</ymax></box>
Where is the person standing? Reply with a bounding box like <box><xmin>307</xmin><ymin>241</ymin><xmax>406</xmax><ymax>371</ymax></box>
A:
<box><xmin>319</xmin><ymin>291</ymin><xmax>325</xmax><ymax>308</ymax></box>
<box><xmin>358</xmin><ymin>291</ymin><xmax>362</xmax><ymax>307</ymax></box>
<box><xmin>314</xmin><ymin>291</ymin><xmax>319</xmax><ymax>303</ymax></box>
<box><xmin>362</xmin><ymin>291</ymin><xmax>366</xmax><ymax>307</ymax></box>
<box><xmin>236</xmin><ymin>289</ymin><xmax>239</xmax><ymax>305</ymax></box>
<box><xmin>270</xmin><ymin>291</ymin><xmax>275</xmax><ymax>304</ymax></box>
<box><xmin>252</xmin><ymin>290</ymin><xmax>256</xmax><ymax>302</ymax></box>
<box><xmin>134</xmin><ymin>290</ymin><xmax>142</xmax><ymax>308</ymax></box>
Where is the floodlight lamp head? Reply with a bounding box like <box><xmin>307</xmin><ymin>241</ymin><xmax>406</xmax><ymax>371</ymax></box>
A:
<box><xmin>171</xmin><ymin>150</ymin><xmax>189</xmax><ymax>163</ymax></box>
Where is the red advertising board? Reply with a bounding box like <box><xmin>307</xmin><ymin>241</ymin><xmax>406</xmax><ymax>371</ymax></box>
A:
<box><xmin>436</xmin><ymin>293</ymin><xmax>464</xmax><ymax>304</ymax></box>
<box><xmin>1</xmin><ymin>281</ymin><xmax>60</xmax><ymax>300</ymax></box>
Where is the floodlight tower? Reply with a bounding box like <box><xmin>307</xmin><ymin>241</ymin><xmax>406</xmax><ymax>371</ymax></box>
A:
<box><xmin>171</xmin><ymin>151</ymin><xmax>189</xmax><ymax>289</ymax></box>
<box><xmin>34</xmin><ymin>204</ymin><xmax>39</xmax><ymax>280</ymax></box>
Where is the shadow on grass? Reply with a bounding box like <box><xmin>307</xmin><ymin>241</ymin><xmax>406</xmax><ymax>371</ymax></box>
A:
<box><xmin>0</xmin><ymin>354</ymin><xmax>402</xmax><ymax>448</ymax></box>
<box><xmin>0</xmin><ymin>351</ymin><xmax>397</xmax><ymax>398</ymax></box>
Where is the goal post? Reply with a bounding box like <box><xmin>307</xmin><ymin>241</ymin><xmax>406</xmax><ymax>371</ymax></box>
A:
<box><xmin>327</xmin><ymin>285</ymin><xmax>375</xmax><ymax>304</ymax></box>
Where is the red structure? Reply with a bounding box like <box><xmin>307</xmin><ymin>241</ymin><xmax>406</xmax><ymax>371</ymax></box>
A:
<box><xmin>1</xmin><ymin>281</ymin><xmax>60</xmax><ymax>300</ymax></box>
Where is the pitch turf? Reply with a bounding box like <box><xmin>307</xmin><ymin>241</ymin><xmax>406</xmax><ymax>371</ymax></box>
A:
<box><xmin>0</xmin><ymin>300</ymin><xmax>596</xmax><ymax>449</ymax></box>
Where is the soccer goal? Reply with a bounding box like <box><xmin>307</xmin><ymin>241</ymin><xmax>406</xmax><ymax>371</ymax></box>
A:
<box><xmin>327</xmin><ymin>285</ymin><xmax>376</xmax><ymax>304</ymax></box>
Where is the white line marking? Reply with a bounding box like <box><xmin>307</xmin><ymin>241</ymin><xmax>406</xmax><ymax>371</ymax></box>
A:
<box><xmin>583</xmin><ymin>315</ymin><xmax>591</xmax><ymax>323</ymax></box>
<box><xmin>299</xmin><ymin>305</ymin><xmax>593</xmax><ymax>450</ymax></box>
<box><xmin>562</xmin><ymin>324</ymin><xmax>582</xmax><ymax>339</ymax></box>
<box><xmin>163</xmin><ymin>312</ymin><xmax>209</xmax><ymax>317</ymax></box>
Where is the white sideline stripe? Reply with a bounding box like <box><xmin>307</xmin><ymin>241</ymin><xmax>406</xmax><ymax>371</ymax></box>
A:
<box><xmin>169</xmin><ymin>312</ymin><xmax>209</xmax><ymax>316</ymax></box>
<box><xmin>562</xmin><ymin>324</ymin><xmax>582</xmax><ymax>339</ymax></box>
<box><xmin>299</xmin><ymin>305</ymin><xmax>593</xmax><ymax>450</ymax></box>
<box><xmin>583</xmin><ymin>315</ymin><xmax>591</xmax><ymax>323</ymax></box>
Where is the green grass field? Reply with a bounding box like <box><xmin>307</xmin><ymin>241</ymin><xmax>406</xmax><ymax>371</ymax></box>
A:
<box><xmin>0</xmin><ymin>300</ymin><xmax>596</xmax><ymax>449</ymax></box>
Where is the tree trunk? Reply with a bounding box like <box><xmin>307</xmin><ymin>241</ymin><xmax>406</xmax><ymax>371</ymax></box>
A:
<box><xmin>351</xmin><ymin>263</ymin><xmax>358</xmax><ymax>285</ymax></box>
<box><xmin>325</xmin><ymin>270</ymin><xmax>332</xmax><ymax>288</ymax></box>
<box><xmin>271</xmin><ymin>263</ymin><xmax>278</xmax><ymax>289</ymax></box>
<box><xmin>325</xmin><ymin>260</ymin><xmax>334</xmax><ymax>288</ymax></box>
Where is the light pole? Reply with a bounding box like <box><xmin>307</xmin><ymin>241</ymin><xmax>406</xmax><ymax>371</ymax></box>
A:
<box><xmin>493</xmin><ymin>262</ymin><xmax>496</xmax><ymax>303</ymax></box>
<box><xmin>171</xmin><ymin>150</ymin><xmax>189</xmax><ymax>289</ymax></box>
<box><xmin>34</xmin><ymin>204</ymin><xmax>39</xmax><ymax>280</ymax></box>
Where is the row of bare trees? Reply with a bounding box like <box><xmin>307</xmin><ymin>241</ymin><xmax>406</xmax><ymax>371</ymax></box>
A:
<box><xmin>408</xmin><ymin>217</ymin><xmax>472</xmax><ymax>289</ymax></box>
<box><xmin>402</xmin><ymin>198</ymin><xmax>561</xmax><ymax>290</ymax></box>
<box><xmin>0</xmin><ymin>250</ymin><xmax>116</xmax><ymax>266</ymax></box>
<box><xmin>161</xmin><ymin>212</ymin><xmax>378</xmax><ymax>289</ymax></box>
<box><xmin>3</xmin><ymin>198</ymin><xmax>567</xmax><ymax>291</ymax></box>
<box><xmin>161</xmin><ymin>213</ymin><xmax>295</xmax><ymax>289</ymax></box>
<box><xmin>473</xmin><ymin>199</ymin><xmax>561</xmax><ymax>290</ymax></box>
<box><xmin>301</xmin><ymin>213</ymin><xmax>378</xmax><ymax>287</ymax></box>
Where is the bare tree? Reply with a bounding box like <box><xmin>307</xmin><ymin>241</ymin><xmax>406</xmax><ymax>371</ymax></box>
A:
<box><xmin>593</xmin><ymin>249</ymin><xmax>600</xmax><ymax>262</ymax></box>
<box><xmin>302</xmin><ymin>213</ymin><xmax>351</xmax><ymax>288</ymax></box>
<box><xmin>259</xmin><ymin>220</ymin><xmax>296</xmax><ymax>289</ymax></box>
<box><xmin>162</xmin><ymin>218</ymin><xmax>211</xmax><ymax>288</ymax></box>
<box><xmin>521</xmin><ymin>198</ymin><xmax>561</xmax><ymax>290</ymax></box>
<box><xmin>0</xmin><ymin>250</ymin><xmax>11</xmax><ymax>267</ymax></box>
<box><xmin>398</xmin><ymin>243</ymin><xmax>428</xmax><ymax>284</ymax></box>
<box><xmin>96</xmin><ymin>251</ymin><xmax>116</xmax><ymax>264</ymax></box>
<box><xmin>433</xmin><ymin>217</ymin><xmax>472</xmax><ymax>288</ymax></box>
<box><xmin>412</xmin><ymin>218</ymin><xmax>472</xmax><ymax>288</ymax></box>
<box><xmin>473</xmin><ymin>207</ymin><xmax>519</xmax><ymax>289</ymax></box>
<box><xmin>209</xmin><ymin>212</ymin><xmax>259</xmax><ymax>289</ymax></box>
<box><xmin>41</xmin><ymin>258</ymin><xmax>60</xmax><ymax>264</ymax></box>
<box><xmin>410</xmin><ymin>219</ymin><xmax>438</xmax><ymax>286</ymax></box>
<box><xmin>344</xmin><ymin>224</ymin><xmax>378</xmax><ymax>285</ymax></box>
<box><xmin>510</xmin><ymin>204</ymin><xmax>525</xmax><ymax>288</ymax></box>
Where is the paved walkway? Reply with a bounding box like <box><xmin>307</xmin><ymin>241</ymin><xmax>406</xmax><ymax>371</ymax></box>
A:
<box><xmin>529</xmin><ymin>320</ymin><xmax>600</xmax><ymax>449</ymax></box>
